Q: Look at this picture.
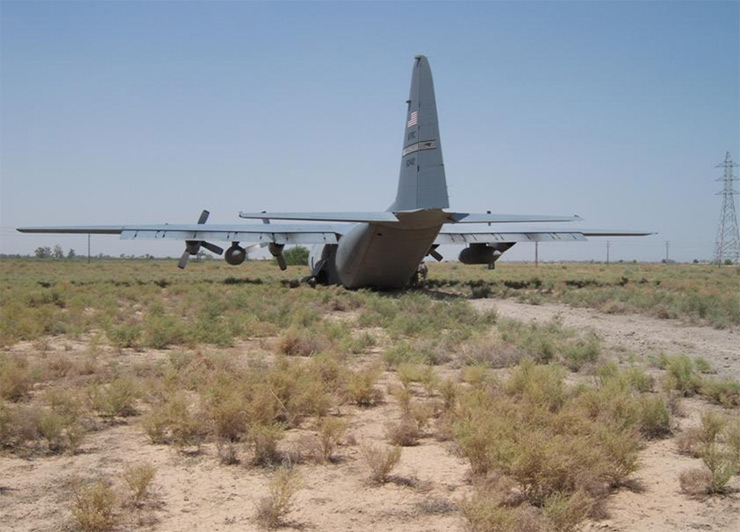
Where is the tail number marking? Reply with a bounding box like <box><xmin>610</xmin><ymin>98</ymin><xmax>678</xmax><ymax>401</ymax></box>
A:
<box><xmin>402</xmin><ymin>140</ymin><xmax>437</xmax><ymax>157</ymax></box>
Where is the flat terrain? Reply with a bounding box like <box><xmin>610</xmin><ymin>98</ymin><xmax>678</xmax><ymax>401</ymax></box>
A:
<box><xmin>1</xmin><ymin>259</ymin><xmax>739</xmax><ymax>532</ymax></box>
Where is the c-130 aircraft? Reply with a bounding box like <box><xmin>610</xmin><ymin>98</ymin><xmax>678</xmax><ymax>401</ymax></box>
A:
<box><xmin>19</xmin><ymin>56</ymin><xmax>650</xmax><ymax>289</ymax></box>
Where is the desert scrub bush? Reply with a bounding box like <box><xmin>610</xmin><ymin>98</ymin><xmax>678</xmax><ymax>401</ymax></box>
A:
<box><xmin>360</xmin><ymin>441</ymin><xmax>402</xmax><ymax>484</ymax></box>
<box><xmin>700</xmin><ymin>442</ymin><xmax>736</xmax><ymax>493</ymax></box>
<box><xmin>505</xmin><ymin>360</ymin><xmax>566</xmax><ymax>412</ymax></box>
<box><xmin>248</xmin><ymin>423</ymin><xmax>285</xmax><ymax>466</ymax></box>
<box><xmin>141</xmin><ymin>392</ymin><xmax>207</xmax><ymax>448</ymax></box>
<box><xmin>662</xmin><ymin>355</ymin><xmax>702</xmax><ymax>396</ymax></box>
<box><xmin>438</xmin><ymin>378</ymin><xmax>458</xmax><ymax>411</ymax></box>
<box><xmin>70</xmin><ymin>479</ymin><xmax>119</xmax><ymax>532</ymax></box>
<box><xmin>386</xmin><ymin>416</ymin><xmax>421</xmax><ymax>446</ymax></box>
<box><xmin>693</xmin><ymin>356</ymin><xmax>714</xmax><ymax>374</ymax></box>
<box><xmin>700</xmin><ymin>378</ymin><xmax>740</xmax><ymax>407</ymax></box>
<box><xmin>106</xmin><ymin>322</ymin><xmax>142</xmax><ymax>350</ymax></box>
<box><xmin>345</xmin><ymin>365</ymin><xmax>383</xmax><ymax>406</ymax></box>
<box><xmin>460</xmin><ymin>333</ymin><xmax>525</xmax><ymax>369</ymax></box>
<box><xmin>561</xmin><ymin>336</ymin><xmax>601</xmax><ymax>371</ymax></box>
<box><xmin>679</xmin><ymin>468</ymin><xmax>713</xmax><ymax>496</ymax></box>
<box><xmin>277</xmin><ymin>326</ymin><xmax>330</xmax><ymax>357</ymax></box>
<box><xmin>462</xmin><ymin>492</ymin><xmax>544</xmax><ymax>532</ymax></box>
<box><xmin>208</xmin><ymin>393</ymin><xmax>248</xmax><ymax>442</ymax></box>
<box><xmin>88</xmin><ymin>376</ymin><xmax>140</xmax><ymax>417</ymax></box>
<box><xmin>637</xmin><ymin>395</ymin><xmax>672</xmax><ymax>438</ymax></box>
<box><xmin>122</xmin><ymin>462</ymin><xmax>156</xmax><ymax>507</ymax></box>
<box><xmin>142</xmin><ymin>313</ymin><xmax>188</xmax><ymax>349</ymax></box>
<box><xmin>256</xmin><ymin>467</ymin><xmax>302</xmax><ymax>529</ymax></box>
<box><xmin>266</xmin><ymin>357</ymin><xmax>333</xmax><ymax>425</ymax></box>
<box><xmin>543</xmin><ymin>489</ymin><xmax>594</xmax><ymax>532</ymax></box>
<box><xmin>316</xmin><ymin>417</ymin><xmax>347</xmax><ymax>463</ymax></box>
<box><xmin>679</xmin><ymin>412</ymin><xmax>740</xmax><ymax>496</ymax></box>
<box><xmin>0</xmin><ymin>354</ymin><xmax>32</xmax><ymax>401</ymax></box>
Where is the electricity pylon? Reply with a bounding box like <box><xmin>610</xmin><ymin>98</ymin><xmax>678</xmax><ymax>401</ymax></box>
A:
<box><xmin>713</xmin><ymin>152</ymin><xmax>740</xmax><ymax>264</ymax></box>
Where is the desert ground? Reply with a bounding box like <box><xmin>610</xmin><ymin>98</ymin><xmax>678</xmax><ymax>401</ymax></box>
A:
<box><xmin>1</xmin><ymin>259</ymin><xmax>739</xmax><ymax>532</ymax></box>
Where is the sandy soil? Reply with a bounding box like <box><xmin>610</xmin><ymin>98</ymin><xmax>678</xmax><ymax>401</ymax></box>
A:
<box><xmin>1</xmin><ymin>300</ymin><xmax>739</xmax><ymax>532</ymax></box>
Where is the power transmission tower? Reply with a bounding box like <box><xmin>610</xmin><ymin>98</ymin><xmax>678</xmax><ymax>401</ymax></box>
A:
<box><xmin>713</xmin><ymin>152</ymin><xmax>740</xmax><ymax>264</ymax></box>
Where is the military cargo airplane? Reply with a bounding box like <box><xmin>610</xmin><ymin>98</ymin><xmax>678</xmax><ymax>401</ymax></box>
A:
<box><xmin>19</xmin><ymin>55</ymin><xmax>650</xmax><ymax>289</ymax></box>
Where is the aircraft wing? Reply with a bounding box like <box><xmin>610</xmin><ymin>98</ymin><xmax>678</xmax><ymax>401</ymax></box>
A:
<box><xmin>435</xmin><ymin>228</ymin><xmax>653</xmax><ymax>245</ymax></box>
<box><xmin>17</xmin><ymin>223</ymin><xmax>349</xmax><ymax>245</ymax></box>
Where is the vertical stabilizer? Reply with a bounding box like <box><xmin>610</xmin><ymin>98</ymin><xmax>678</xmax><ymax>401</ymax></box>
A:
<box><xmin>390</xmin><ymin>55</ymin><xmax>449</xmax><ymax>212</ymax></box>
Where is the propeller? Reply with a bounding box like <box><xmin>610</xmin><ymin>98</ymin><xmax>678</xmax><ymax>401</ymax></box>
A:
<box><xmin>428</xmin><ymin>244</ymin><xmax>443</xmax><ymax>262</ymax></box>
<box><xmin>178</xmin><ymin>210</ymin><xmax>224</xmax><ymax>269</ymax></box>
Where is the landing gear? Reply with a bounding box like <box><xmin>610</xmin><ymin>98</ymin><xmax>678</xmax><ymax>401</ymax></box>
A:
<box><xmin>410</xmin><ymin>263</ymin><xmax>428</xmax><ymax>288</ymax></box>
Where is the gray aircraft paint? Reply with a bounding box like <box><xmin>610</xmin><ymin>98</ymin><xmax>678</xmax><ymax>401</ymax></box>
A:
<box><xmin>18</xmin><ymin>55</ymin><xmax>651</xmax><ymax>289</ymax></box>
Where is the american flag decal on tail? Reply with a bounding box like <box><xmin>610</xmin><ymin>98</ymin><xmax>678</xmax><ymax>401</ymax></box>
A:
<box><xmin>407</xmin><ymin>111</ymin><xmax>418</xmax><ymax>128</ymax></box>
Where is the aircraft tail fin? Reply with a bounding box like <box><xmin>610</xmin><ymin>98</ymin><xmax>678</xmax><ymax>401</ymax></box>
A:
<box><xmin>390</xmin><ymin>55</ymin><xmax>449</xmax><ymax>212</ymax></box>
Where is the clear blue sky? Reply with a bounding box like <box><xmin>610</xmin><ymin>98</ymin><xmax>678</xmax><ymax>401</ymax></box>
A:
<box><xmin>1</xmin><ymin>1</ymin><xmax>738</xmax><ymax>263</ymax></box>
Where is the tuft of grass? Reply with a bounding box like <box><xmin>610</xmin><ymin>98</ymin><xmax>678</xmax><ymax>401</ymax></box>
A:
<box><xmin>360</xmin><ymin>441</ymin><xmax>402</xmax><ymax>484</ymax></box>
<box><xmin>70</xmin><ymin>479</ymin><xmax>118</xmax><ymax>532</ymax></box>
<box><xmin>255</xmin><ymin>467</ymin><xmax>302</xmax><ymax>529</ymax></box>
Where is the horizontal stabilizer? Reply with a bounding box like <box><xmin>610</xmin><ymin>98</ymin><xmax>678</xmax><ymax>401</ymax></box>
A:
<box><xmin>447</xmin><ymin>213</ymin><xmax>582</xmax><ymax>224</ymax></box>
<box><xmin>239</xmin><ymin>212</ymin><xmax>399</xmax><ymax>223</ymax></box>
<box><xmin>580</xmin><ymin>229</ymin><xmax>655</xmax><ymax>237</ymax></box>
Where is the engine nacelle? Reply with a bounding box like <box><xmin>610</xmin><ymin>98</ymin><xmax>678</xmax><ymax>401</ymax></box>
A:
<box><xmin>224</xmin><ymin>243</ymin><xmax>246</xmax><ymax>266</ymax></box>
<box><xmin>308</xmin><ymin>244</ymin><xmax>340</xmax><ymax>284</ymax></box>
<box><xmin>459</xmin><ymin>243</ymin><xmax>505</xmax><ymax>265</ymax></box>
